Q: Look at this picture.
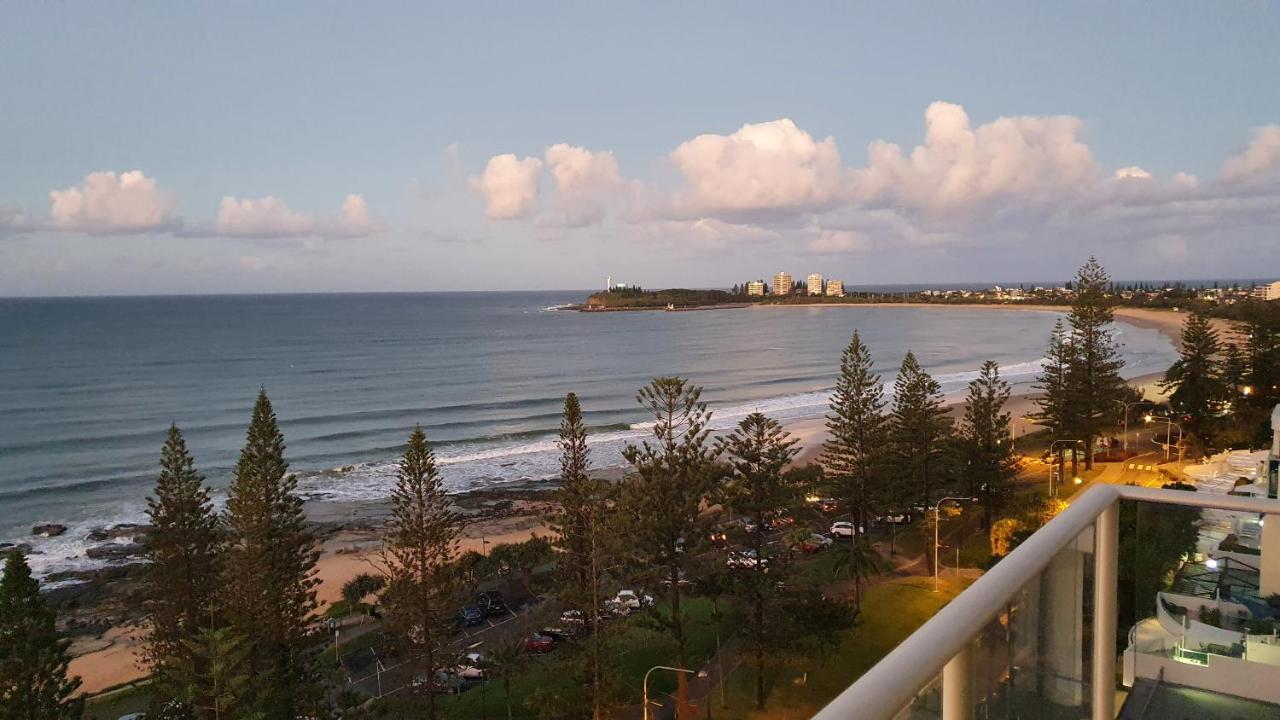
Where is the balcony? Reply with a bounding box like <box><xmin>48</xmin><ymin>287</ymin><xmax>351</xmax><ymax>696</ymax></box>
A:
<box><xmin>813</xmin><ymin>484</ymin><xmax>1280</xmax><ymax>720</ymax></box>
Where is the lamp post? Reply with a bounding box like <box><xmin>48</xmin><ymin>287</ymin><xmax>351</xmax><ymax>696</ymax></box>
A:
<box><xmin>933</xmin><ymin>496</ymin><xmax>978</xmax><ymax>593</ymax></box>
<box><xmin>643</xmin><ymin>665</ymin><xmax>697</xmax><ymax>720</ymax></box>
<box><xmin>1144</xmin><ymin>414</ymin><xmax>1185</xmax><ymax>462</ymax></box>
<box><xmin>1113</xmin><ymin>399</ymin><xmax>1152</xmax><ymax>454</ymax></box>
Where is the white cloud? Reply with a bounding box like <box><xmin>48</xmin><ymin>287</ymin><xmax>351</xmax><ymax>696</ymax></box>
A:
<box><xmin>543</xmin><ymin>144</ymin><xmax>620</xmax><ymax>226</ymax></box>
<box><xmin>49</xmin><ymin>171</ymin><xmax>177</xmax><ymax>234</ymax></box>
<box><xmin>1221</xmin><ymin>125</ymin><xmax>1280</xmax><ymax>183</ymax></box>
<box><xmin>212</xmin><ymin>194</ymin><xmax>376</xmax><ymax>238</ymax></box>
<box><xmin>808</xmin><ymin>228</ymin><xmax>871</xmax><ymax>254</ymax></box>
<box><xmin>216</xmin><ymin>196</ymin><xmax>314</xmax><ymax>238</ymax></box>
<box><xmin>469</xmin><ymin>154</ymin><xmax>542</xmax><ymax>219</ymax></box>
<box><xmin>1114</xmin><ymin>166</ymin><xmax>1152</xmax><ymax>180</ymax></box>
<box><xmin>852</xmin><ymin>102</ymin><xmax>1098</xmax><ymax>213</ymax></box>
<box><xmin>668</xmin><ymin>118</ymin><xmax>844</xmax><ymax>215</ymax></box>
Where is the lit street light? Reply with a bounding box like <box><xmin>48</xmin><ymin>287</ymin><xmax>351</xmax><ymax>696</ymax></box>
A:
<box><xmin>643</xmin><ymin>665</ymin><xmax>700</xmax><ymax>720</ymax></box>
<box><xmin>1144</xmin><ymin>414</ymin><xmax>1184</xmax><ymax>462</ymax></box>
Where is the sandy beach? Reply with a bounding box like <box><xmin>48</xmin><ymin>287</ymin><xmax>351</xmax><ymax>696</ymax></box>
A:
<box><xmin>65</xmin><ymin>303</ymin><xmax>1195</xmax><ymax>696</ymax></box>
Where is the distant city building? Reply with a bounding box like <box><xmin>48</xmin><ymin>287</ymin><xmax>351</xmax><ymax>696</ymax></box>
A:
<box><xmin>1253</xmin><ymin>280</ymin><xmax>1280</xmax><ymax>301</ymax></box>
<box><xmin>773</xmin><ymin>272</ymin><xmax>793</xmax><ymax>296</ymax></box>
<box><xmin>746</xmin><ymin>280</ymin><xmax>766</xmax><ymax>296</ymax></box>
<box><xmin>825</xmin><ymin>279</ymin><xmax>844</xmax><ymax>296</ymax></box>
<box><xmin>807</xmin><ymin>273</ymin><xmax>824</xmax><ymax>296</ymax></box>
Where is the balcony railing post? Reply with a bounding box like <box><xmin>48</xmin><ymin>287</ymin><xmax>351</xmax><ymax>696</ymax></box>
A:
<box><xmin>1092</xmin><ymin>499</ymin><xmax>1119</xmax><ymax>720</ymax></box>
<box><xmin>942</xmin><ymin>643</ymin><xmax>973</xmax><ymax>720</ymax></box>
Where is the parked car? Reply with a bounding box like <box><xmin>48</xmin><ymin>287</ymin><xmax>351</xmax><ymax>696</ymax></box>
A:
<box><xmin>818</xmin><ymin>498</ymin><xmax>840</xmax><ymax>513</ymax></box>
<box><xmin>413</xmin><ymin>670</ymin><xmax>464</xmax><ymax>694</ymax></box>
<box><xmin>791</xmin><ymin>533</ymin><xmax>833</xmax><ymax>554</ymax></box>
<box><xmin>609</xmin><ymin>589</ymin><xmax>654</xmax><ymax>614</ymax></box>
<box><xmin>659</xmin><ymin>569</ymin><xmax>691</xmax><ymax>587</ymax></box>
<box><xmin>742</xmin><ymin>518</ymin><xmax>772</xmax><ymax>534</ymax></box>
<box><xmin>771</xmin><ymin>515</ymin><xmax>796</xmax><ymax>528</ymax></box>
<box><xmin>476</xmin><ymin>590</ymin><xmax>508</xmax><ymax>616</ymax></box>
<box><xmin>456</xmin><ymin>606</ymin><xmax>484</xmax><ymax>627</ymax></box>
<box><xmin>453</xmin><ymin>652</ymin><xmax>487</xmax><ymax>680</ymax></box>
<box><xmin>829</xmin><ymin>521</ymin><xmax>866</xmax><ymax>538</ymax></box>
<box><xmin>525</xmin><ymin>633</ymin><xmax>555</xmax><ymax>653</ymax></box>
<box><xmin>726</xmin><ymin>549</ymin><xmax>769</xmax><ymax>570</ymax></box>
<box><xmin>875</xmin><ymin>511</ymin><xmax>912</xmax><ymax>525</ymax></box>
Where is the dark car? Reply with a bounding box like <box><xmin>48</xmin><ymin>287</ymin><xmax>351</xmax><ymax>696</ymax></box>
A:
<box><xmin>476</xmin><ymin>590</ymin><xmax>508</xmax><ymax>616</ymax></box>
<box><xmin>456</xmin><ymin>606</ymin><xmax>484</xmax><ymax>627</ymax></box>
<box><xmin>525</xmin><ymin>633</ymin><xmax>555</xmax><ymax>654</ymax></box>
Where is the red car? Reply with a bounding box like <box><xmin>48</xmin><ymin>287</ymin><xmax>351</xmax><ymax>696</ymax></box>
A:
<box><xmin>525</xmin><ymin>633</ymin><xmax>555</xmax><ymax>654</ymax></box>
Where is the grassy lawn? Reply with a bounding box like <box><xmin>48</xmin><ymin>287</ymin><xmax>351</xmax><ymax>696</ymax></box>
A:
<box><xmin>714</xmin><ymin>575</ymin><xmax>972</xmax><ymax>719</ymax></box>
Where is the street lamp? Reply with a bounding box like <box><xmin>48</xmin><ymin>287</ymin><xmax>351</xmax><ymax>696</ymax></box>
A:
<box><xmin>643</xmin><ymin>665</ymin><xmax>698</xmax><ymax>720</ymax></box>
<box><xmin>933</xmin><ymin>496</ymin><xmax>978</xmax><ymax>593</ymax></box>
<box><xmin>1113</xmin><ymin>398</ymin><xmax>1153</xmax><ymax>454</ymax></box>
<box><xmin>1144</xmin><ymin>414</ymin><xmax>1185</xmax><ymax>462</ymax></box>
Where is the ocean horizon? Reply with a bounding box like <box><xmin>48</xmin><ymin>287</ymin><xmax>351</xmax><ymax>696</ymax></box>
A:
<box><xmin>0</xmin><ymin>291</ymin><xmax>1179</xmax><ymax>580</ymax></box>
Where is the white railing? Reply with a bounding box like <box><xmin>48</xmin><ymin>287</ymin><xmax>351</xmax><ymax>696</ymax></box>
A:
<box><xmin>812</xmin><ymin>483</ymin><xmax>1280</xmax><ymax>720</ymax></box>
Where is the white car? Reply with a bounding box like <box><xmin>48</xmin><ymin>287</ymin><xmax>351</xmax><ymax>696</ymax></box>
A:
<box><xmin>830</xmin><ymin>521</ymin><xmax>855</xmax><ymax>538</ymax></box>
<box><xmin>876</xmin><ymin>512</ymin><xmax>912</xmax><ymax>525</ymax></box>
<box><xmin>453</xmin><ymin>652</ymin><xmax>487</xmax><ymax>680</ymax></box>
<box><xmin>726</xmin><ymin>549</ymin><xmax>769</xmax><ymax>569</ymax></box>
<box><xmin>610</xmin><ymin>589</ymin><xmax>653</xmax><ymax>613</ymax></box>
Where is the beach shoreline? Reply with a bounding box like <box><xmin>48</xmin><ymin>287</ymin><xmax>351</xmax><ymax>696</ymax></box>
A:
<box><xmin>61</xmin><ymin>302</ymin><xmax>1191</xmax><ymax>696</ymax></box>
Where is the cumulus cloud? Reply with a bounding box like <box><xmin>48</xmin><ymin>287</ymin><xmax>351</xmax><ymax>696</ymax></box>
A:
<box><xmin>668</xmin><ymin>118</ymin><xmax>843</xmax><ymax>216</ymax></box>
<box><xmin>469</xmin><ymin>154</ymin><xmax>542</xmax><ymax>219</ymax></box>
<box><xmin>216</xmin><ymin>196</ymin><xmax>314</xmax><ymax>238</ymax></box>
<box><xmin>808</xmin><ymin>228</ymin><xmax>871</xmax><ymax>254</ymax></box>
<box><xmin>852</xmin><ymin>102</ymin><xmax>1098</xmax><ymax>213</ymax></box>
<box><xmin>1221</xmin><ymin>125</ymin><xmax>1280</xmax><ymax>183</ymax></box>
<box><xmin>212</xmin><ymin>194</ymin><xmax>376</xmax><ymax>239</ymax></box>
<box><xmin>48</xmin><ymin>171</ymin><xmax>178</xmax><ymax>234</ymax></box>
<box><xmin>543</xmin><ymin>144</ymin><xmax>620</xmax><ymax>226</ymax></box>
<box><xmin>1114</xmin><ymin>166</ymin><xmax>1152</xmax><ymax>180</ymax></box>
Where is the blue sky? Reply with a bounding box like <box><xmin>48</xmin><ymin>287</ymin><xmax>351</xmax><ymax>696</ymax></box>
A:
<box><xmin>2</xmin><ymin>2</ymin><xmax>1278</xmax><ymax>295</ymax></box>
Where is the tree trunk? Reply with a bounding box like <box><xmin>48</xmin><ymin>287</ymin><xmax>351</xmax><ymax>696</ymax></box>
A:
<box><xmin>671</xmin><ymin>559</ymin><xmax>690</xmax><ymax>719</ymax></box>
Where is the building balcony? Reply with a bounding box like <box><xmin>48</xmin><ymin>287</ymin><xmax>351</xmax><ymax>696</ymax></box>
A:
<box><xmin>813</xmin><ymin>484</ymin><xmax>1280</xmax><ymax>720</ymax></box>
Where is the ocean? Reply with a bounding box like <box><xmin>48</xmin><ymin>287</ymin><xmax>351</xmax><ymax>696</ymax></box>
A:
<box><xmin>0</xmin><ymin>292</ymin><xmax>1178</xmax><ymax>579</ymax></box>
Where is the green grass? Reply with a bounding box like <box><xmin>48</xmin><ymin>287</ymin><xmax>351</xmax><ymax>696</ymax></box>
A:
<box><xmin>714</xmin><ymin>575</ymin><xmax>971</xmax><ymax>719</ymax></box>
<box><xmin>82</xmin><ymin>681</ymin><xmax>151</xmax><ymax>719</ymax></box>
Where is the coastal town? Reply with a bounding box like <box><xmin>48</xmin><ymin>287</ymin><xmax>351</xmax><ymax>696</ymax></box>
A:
<box><xmin>585</xmin><ymin>273</ymin><xmax>1280</xmax><ymax>312</ymax></box>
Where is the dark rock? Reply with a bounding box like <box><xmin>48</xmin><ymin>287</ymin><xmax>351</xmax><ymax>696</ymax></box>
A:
<box><xmin>85</xmin><ymin>542</ymin><xmax>145</xmax><ymax>561</ymax></box>
<box><xmin>32</xmin><ymin>523</ymin><xmax>68</xmax><ymax>537</ymax></box>
<box><xmin>0</xmin><ymin>542</ymin><xmax>34</xmax><ymax>554</ymax></box>
<box><xmin>85</xmin><ymin>523</ymin><xmax>150</xmax><ymax>543</ymax></box>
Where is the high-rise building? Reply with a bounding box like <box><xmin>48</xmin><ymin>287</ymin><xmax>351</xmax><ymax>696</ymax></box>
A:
<box><xmin>825</xmin><ymin>279</ymin><xmax>844</xmax><ymax>296</ymax></box>
<box><xmin>807</xmin><ymin>273</ymin><xmax>824</xmax><ymax>295</ymax></box>
<box><xmin>1252</xmin><ymin>280</ymin><xmax>1280</xmax><ymax>301</ymax></box>
<box><xmin>773</xmin><ymin>271</ymin><xmax>792</xmax><ymax>296</ymax></box>
<box><xmin>746</xmin><ymin>280</ymin><xmax>766</xmax><ymax>296</ymax></box>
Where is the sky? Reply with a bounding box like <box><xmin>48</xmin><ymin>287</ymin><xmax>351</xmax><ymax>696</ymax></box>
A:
<box><xmin>1</xmin><ymin>2</ymin><xmax>1279</xmax><ymax>296</ymax></box>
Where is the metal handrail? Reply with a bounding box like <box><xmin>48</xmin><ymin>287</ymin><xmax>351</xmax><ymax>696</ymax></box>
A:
<box><xmin>812</xmin><ymin>484</ymin><xmax>1280</xmax><ymax>720</ymax></box>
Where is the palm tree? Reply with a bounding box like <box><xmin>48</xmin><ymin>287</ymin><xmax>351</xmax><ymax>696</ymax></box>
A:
<box><xmin>483</xmin><ymin>639</ymin><xmax>528</xmax><ymax>720</ymax></box>
<box><xmin>831</xmin><ymin>538</ymin><xmax>889</xmax><ymax>614</ymax></box>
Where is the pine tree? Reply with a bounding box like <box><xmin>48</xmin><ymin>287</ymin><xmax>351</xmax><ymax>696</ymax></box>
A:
<box><xmin>820</xmin><ymin>330</ymin><xmax>888</xmax><ymax>595</ymax></box>
<box><xmin>223</xmin><ymin>390</ymin><xmax>320</xmax><ymax>718</ymax></box>
<box><xmin>1065</xmin><ymin>258</ymin><xmax>1126</xmax><ymax>468</ymax></box>
<box><xmin>165</xmin><ymin>625</ymin><xmax>259</xmax><ymax>720</ymax></box>
<box><xmin>142</xmin><ymin>425</ymin><xmax>224</xmax><ymax>710</ymax></box>
<box><xmin>619</xmin><ymin>377</ymin><xmax>716</xmax><ymax>720</ymax></box>
<box><xmin>716</xmin><ymin>413</ymin><xmax>800</xmax><ymax>711</ymax></box>
<box><xmin>959</xmin><ymin>362</ymin><xmax>1019</xmax><ymax>526</ymax></box>
<box><xmin>1160</xmin><ymin>313</ymin><xmax>1225</xmax><ymax>435</ymax></box>
<box><xmin>1033</xmin><ymin>319</ymin><xmax>1073</xmax><ymax>440</ymax></box>
<box><xmin>0</xmin><ymin>551</ymin><xmax>83</xmax><ymax>720</ymax></box>
<box><xmin>383</xmin><ymin>425</ymin><xmax>459</xmax><ymax>720</ymax></box>
<box><xmin>889</xmin><ymin>352</ymin><xmax>953</xmax><ymax>571</ymax></box>
<box><xmin>548</xmin><ymin>393</ymin><xmax>613</xmax><ymax>719</ymax></box>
